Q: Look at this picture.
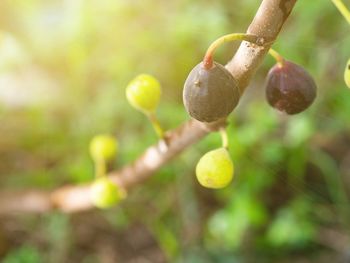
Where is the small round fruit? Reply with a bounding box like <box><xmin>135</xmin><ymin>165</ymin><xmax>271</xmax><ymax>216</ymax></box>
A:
<box><xmin>183</xmin><ymin>61</ymin><xmax>240</xmax><ymax>122</ymax></box>
<box><xmin>344</xmin><ymin>58</ymin><xmax>350</xmax><ymax>89</ymax></box>
<box><xmin>90</xmin><ymin>177</ymin><xmax>125</xmax><ymax>209</ymax></box>
<box><xmin>126</xmin><ymin>74</ymin><xmax>161</xmax><ymax>113</ymax></box>
<box><xmin>90</xmin><ymin>134</ymin><xmax>118</xmax><ymax>161</ymax></box>
<box><xmin>196</xmin><ymin>147</ymin><xmax>234</xmax><ymax>189</ymax></box>
<box><xmin>265</xmin><ymin>60</ymin><xmax>317</xmax><ymax>114</ymax></box>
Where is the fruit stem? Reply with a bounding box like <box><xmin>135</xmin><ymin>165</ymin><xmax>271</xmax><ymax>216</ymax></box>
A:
<box><xmin>203</xmin><ymin>33</ymin><xmax>265</xmax><ymax>70</ymax></box>
<box><xmin>331</xmin><ymin>0</ymin><xmax>350</xmax><ymax>24</ymax></box>
<box><xmin>94</xmin><ymin>157</ymin><xmax>107</xmax><ymax>178</ymax></box>
<box><xmin>147</xmin><ymin>112</ymin><xmax>165</xmax><ymax>139</ymax></box>
<box><xmin>268</xmin><ymin>48</ymin><xmax>285</xmax><ymax>66</ymax></box>
<box><xmin>220</xmin><ymin>128</ymin><xmax>229</xmax><ymax>149</ymax></box>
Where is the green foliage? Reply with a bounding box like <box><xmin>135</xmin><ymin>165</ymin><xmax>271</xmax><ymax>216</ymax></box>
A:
<box><xmin>207</xmin><ymin>191</ymin><xmax>268</xmax><ymax>249</ymax></box>
<box><xmin>266</xmin><ymin>198</ymin><xmax>315</xmax><ymax>248</ymax></box>
<box><xmin>3</xmin><ymin>246</ymin><xmax>42</xmax><ymax>263</ymax></box>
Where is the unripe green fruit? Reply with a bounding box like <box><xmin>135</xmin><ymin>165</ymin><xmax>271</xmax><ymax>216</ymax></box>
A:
<box><xmin>126</xmin><ymin>74</ymin><xmax>161</xmax><ymax>113</ymax></box>
<box><xmin>196</xmin><ymin>147</ymin><xmax>234</xmax><ymax>189</ymax></box>
<box><xmin>183</xmin><ymin>62</ymin><xmax>240</xmax><ymax>122</ymax></box>
<box><xmin>345</xmin><ymin>58</ymin><xmax>350</xmax><ymax>89</ymax></box>
<box><xmin>90</xmin><ymin>177</ymin><xmax>125</xmax><ymax>209</ymax></box>
<box><xmin>90</xmin><ymin>134</ymin><xmax>118</xmax><ymax>161</ymax></box>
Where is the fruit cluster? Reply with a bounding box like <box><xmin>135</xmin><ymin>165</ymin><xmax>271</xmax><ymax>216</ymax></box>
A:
<box><xmin>183</xmin><ymin>33</ymin><xmax>318</xmax><ymax>123</ymax></box>
<box><xmin>89</xmin><ymin>134</ymin><xmax>126</xmax><ymax>209</ymax></box>
<box><xmin>182</xmin><ymin>32</ymin><xmax>321</xmax><ymax>189</ymax></box>
<box><xmin>88</xmin><ymin>72</ymin><xmax>165</xmax><ymax>210</ymax></box>
<box><xmin>125</xmin><ymin>73</ymin><xmax>235</xmax><ymax>189</ymax></box>
<box><xmin>87</xmin><ymin>15</ymin><xmax>349</xmax><ymax>205</ymax></box>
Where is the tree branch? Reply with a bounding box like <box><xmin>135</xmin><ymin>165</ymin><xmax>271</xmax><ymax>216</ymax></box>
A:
<box><xmin>227</xmin><ymin>0</ymin><xmax>297</xmax><ymax>93</ymax></box>
<box><xmin>0</xmin><ymin>0</ymin><xmax>298</xmax><ymax>214</ymax></box>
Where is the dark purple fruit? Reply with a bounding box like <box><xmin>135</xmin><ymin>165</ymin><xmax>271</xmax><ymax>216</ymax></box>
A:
<box><xmin>183</xmin><ymin>62</ymin><xmax>240</xmax><ymax>122</ymax></box>
<box><xmin>265</xmin><ymin>61</ymin><xmax>317</xmax><ymax>115</ymax></box>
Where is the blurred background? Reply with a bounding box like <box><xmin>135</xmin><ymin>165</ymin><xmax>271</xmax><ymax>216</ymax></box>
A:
<box><xmin>0</xmin><ymin>0</ymin><xmax>350</xmax><ymax>262</ymax></box>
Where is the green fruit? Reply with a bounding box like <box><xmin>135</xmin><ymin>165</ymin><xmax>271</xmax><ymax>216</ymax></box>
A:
<box><xmin>90</xmin><ymin>134</ymin><xmax>118</xmax><ymax>161</ymax></box>
<box><xmin>345</xmin><ymin>58</ymin><xmax>350</xmax><ymax>89</ymax></box>
<box><xmin>196</xmin><ymin>148</ymin><xmax>234</xmax><ymax>189</ymax></box>
<box><xmin>126</xmin><ymin>74</ymin><xmax>161</xmax><ymax>113</ymax></box>
<box><xmin>90</xmin><ymin>177</ymin><xmax>125</xmax><ymax>209</ymax></box>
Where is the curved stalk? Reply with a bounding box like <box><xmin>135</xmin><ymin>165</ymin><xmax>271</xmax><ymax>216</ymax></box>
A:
<box><xmin>268</xmin><ymin>48</ymin><xmax>285</xmax><ymax>66</ymax></box>
<box><xmin>203</xmin><ymin>33</ymin><xmax>265</xmax><ymax>69</ymax></box>
<box><xmin>147</xmin><ymin>112</ymin><xmax>165</xmax><ymax>139</ymax></box>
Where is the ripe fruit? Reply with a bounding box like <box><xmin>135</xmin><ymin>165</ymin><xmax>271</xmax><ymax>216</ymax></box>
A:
<box><xmin>265</xmin><ymin>60</ymin><xmax>317</xmax><ymax>114</ymax></box>
<box><xmin>90</xmin><ymin>134</ymin><xmax>118</xmax><ymax>161</ymax></box>
<box><xmin>196</xmin><ymin>147</ymin><xmax>234</xmax><ymax>189</ymax></box>
<box><xmin>183</xmin><ymin>62</ymin><xmax>240</xmax><ymax>122</ymax></box>
<box><xmin>126</xmin><ymin>74</ymin><xmax>161</xmax><ymax>113</ymax></box>
<box><xmin>90</xmin><ymin>177</ymin><xmax>125</xmax><ymax>209</ymax></box>
<box><xmin>344</xmin><ymin>58</ymin><xmax>350</xmax><ymax>88</ymax></box>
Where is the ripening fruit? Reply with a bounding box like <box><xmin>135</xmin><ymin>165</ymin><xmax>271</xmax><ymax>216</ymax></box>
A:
<box><xmin>90</xmin><ymin>134</ymin><xmax>118</xmax><ymax>161</ymax></box>
<box><xmin>183</xmin><ymin>62</ymin><xmax>240</xmax><ymax>122</ymax></box>
<box><xmin>90</xmin><ymin>177</ymin><xmax>125</xmax><ymax>209</ymax></box>
<box><xmin>196</xmin><ymin>147</ymin><xmax>234</xmax><ymax>189</ymax></box>
<box><xmin>265</xmin><ymin>61</ymin><xmax>317</xmax><ymax>114</ymax></box>
<box><xmin>126</xmin><ymin>74</ymin><xmax>161</xmax><ymax>113</ymax></box>
<box><xmin>344</xmin><ymin>58</ymin><xmax>350</xmax><ymax>89</ymax></box>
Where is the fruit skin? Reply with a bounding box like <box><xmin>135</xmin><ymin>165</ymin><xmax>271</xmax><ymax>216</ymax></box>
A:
<box><xmin>344</xmin><ymin>58</ymin><xmax>350</xmax><ymax>89</ymax></box>
<box><xmin>90</xmin><ymin>177</ymin><xmax>125</xmax><ymax>209</ymax></box>
<box><xmin>183</xmin><ymin>62</ymin><xmax>240</xmax><ymax>122</ymax></box>
<box><xmin>126</xmin><ymin>74</ymin><xmax>161</xmax><ymax>113</ymax></box>
<box><xmin>90</xmin><ymin>134</ymin><xmax>118</xmax><ymax>161</ymax></box>
<box><xmin>265</xmin><ymin>61</ymin><xmax>317</xmax><ymax>115</ymax></box>
<box><xmin>196</xmin><ymin>147</ymin><xmax>234</xmax><ymax>189</ymax></box>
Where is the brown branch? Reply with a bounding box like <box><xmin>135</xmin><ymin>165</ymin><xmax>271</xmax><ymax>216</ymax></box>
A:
<box><xmin>0</xmin><ymin>0</ymin><xmax>297</xmax><ymax>214</ymax></box>
<box><xmin>227</xmin><ymin>0</ymin><xmax>297</xmax><ymax>93</ymax></box>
